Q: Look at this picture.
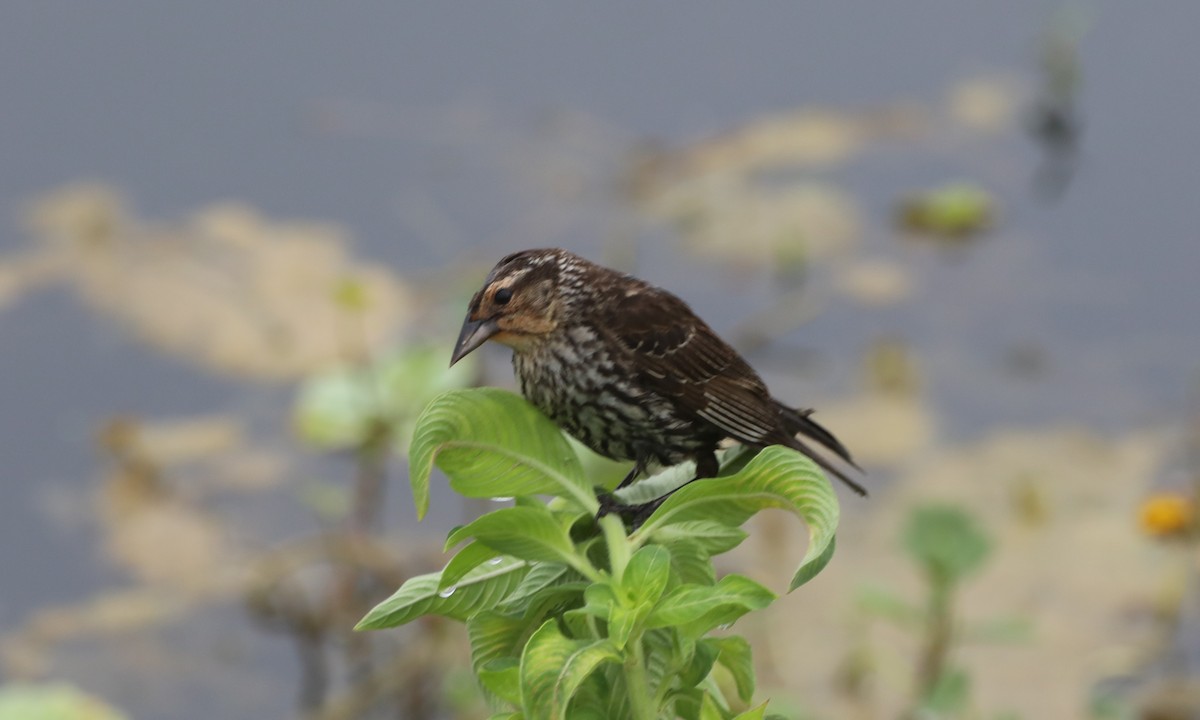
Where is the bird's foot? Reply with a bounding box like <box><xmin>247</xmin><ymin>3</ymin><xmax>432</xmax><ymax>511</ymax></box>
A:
<box><xmin>595</xmin><ymin>491</ymin><xmax>624</xmax><ymax>520</ymax></box>
<box><xmin>595</xmin><ymin>492</ymin><xmax>666</xmax><ymax>531</ymax></box>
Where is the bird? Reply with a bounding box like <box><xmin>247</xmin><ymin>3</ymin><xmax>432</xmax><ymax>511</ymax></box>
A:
<box><xmin>449</xmin><ymin>248</ymin><xmax>866</xmax><ymax>517</ymax></box>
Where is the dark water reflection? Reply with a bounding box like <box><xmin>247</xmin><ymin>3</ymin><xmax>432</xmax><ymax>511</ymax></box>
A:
<box><xmin>2</xmin><ymin>3</ymin><xmax>1200</xmax><ymax>718</ymax></box>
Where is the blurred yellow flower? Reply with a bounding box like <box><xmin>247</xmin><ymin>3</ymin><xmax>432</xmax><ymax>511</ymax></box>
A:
<box><xmin>1139</xmin><ymin>493</ymin><xmax>1195</xmax><ymax>537</ymax></box>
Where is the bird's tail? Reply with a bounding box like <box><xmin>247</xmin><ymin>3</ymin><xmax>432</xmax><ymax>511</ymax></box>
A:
<box><xmin>775</xmin><ymin>401</ymin><xmax>868</xmax><ymax>497</ymax></box>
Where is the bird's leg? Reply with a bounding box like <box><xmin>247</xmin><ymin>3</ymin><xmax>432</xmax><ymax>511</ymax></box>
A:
<box><xmin>609</xmin><ymin>452</ymin><xmax>722</xmax><ymax>530</ymax></box>
<box><xmin>595</xmin><ymin>457</ymin><xmax>651</xmax><ymax>518</ymax></box>
<box><xmin>596</xmin><ymin>460</ymin><xmax>646</xmax><ymax>520</ymax></box>
<box><xmin>614</xmin><ymin>460</ymin><xmax>646</xmax><ymax>490</ymax></box>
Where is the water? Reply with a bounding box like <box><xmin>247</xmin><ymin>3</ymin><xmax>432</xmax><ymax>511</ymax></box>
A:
<box><xmin>2</xmin><ymin>3</ymin><xmax>1199</xmax><ymax>719</ymax></box>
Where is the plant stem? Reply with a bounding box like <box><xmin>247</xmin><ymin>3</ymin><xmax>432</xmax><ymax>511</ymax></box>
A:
<box><xmin>915</xmin><ymin>575</ymin><xmax>954</xmax><ymax>703</ymax></box>
<box><xmin>331</xmin><ymin>422</ymin><xmax>392</xmax><ymax>710</ymax></box>
<box><xmin>567</xmin><ymin>557</ymin><xmax>606</xmax><ymax>585</ymax></box>
<box><xmin>624</xmin><ymin>637</ymin><xmax>657</xmax><ymax>720</ymax></box>
<box><xmin>601</xmin><ymin>514</ymin><xmax>632</xmax><ymax>581</ymax></box>
<box><xmin>603</xmin><ymin>515</ymin><xmax>656</xmax><ymax>718</ymax></box>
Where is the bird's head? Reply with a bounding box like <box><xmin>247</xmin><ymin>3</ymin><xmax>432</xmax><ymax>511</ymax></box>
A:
<box><xmin>450</xmin><ymin>248</ymin><xmax>580</xmax><ymax>365</ymax></box>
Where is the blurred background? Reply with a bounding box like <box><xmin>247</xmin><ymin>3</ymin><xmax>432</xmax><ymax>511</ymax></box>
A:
<box><xmin>2</xmin><ymin>3</ymin><xmax>1199</xmax><ymax>719</ymax></box>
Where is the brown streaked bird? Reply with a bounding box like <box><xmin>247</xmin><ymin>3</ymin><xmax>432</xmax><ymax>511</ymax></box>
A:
<box><xmin>450</xmin><ymin>248</ymin><xmax>866</xmax><ymax>513</ymax></box>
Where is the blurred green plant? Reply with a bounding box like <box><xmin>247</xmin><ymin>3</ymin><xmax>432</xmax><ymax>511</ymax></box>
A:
<box><xmin>857</xmin><ymin>505</ymin><xmax>1028</xmax><ymax>718</ymax></box>
<box><xmin>356</xmin><ymin>387</ymin><xmax>843</xmax><ymax>720</ymax></box>
<box><xmin>897</xmin><ymin>183</ymin><xmax>995</xmax><ymax>241</ymax></box>
<box><xmin>0</xmin><ymin>683</ymin><xmax>129</xmax><ymax>720</ymax></box>
<box><xmin>254</xmin><ymin>344</ymin><xmax>480</xmax><ymax>716</ymax></box>
<box><xmin>292</xmin><ymin>342</ymin><xmax>478</xmax><ymax>529</ymax></box>
<box><xmin>294</xmin><ymin>344</ymin><xmax>477</xmax><ymax>455</ymax></box>
<box><xmin>1088</xmin><ymin>688</ymin><xmax>1135</xmax><ymax>720</ymax></box>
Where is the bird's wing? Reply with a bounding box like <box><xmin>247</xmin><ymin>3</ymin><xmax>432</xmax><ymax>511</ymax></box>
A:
<box><xmin>597</xmin><ymin>284</ymin><xmax>785</xmax><ymax>446</ymax></box>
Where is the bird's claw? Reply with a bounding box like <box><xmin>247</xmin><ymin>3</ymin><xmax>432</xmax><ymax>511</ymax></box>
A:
<box><xmin>595</xmin><ymin>492</ymin><xmax>664</xmax><ymax>531</ymax></box>
<box><xmin>595</xmin><ymin>491</ymin><xmax>624</xmax><ymax>520</ymax></box>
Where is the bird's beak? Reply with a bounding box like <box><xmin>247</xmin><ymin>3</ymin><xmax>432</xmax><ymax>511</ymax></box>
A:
<box><xmin>450</xmin><ymin>315</ymin><xmax>500</xmax><ymax>366</ymax></box>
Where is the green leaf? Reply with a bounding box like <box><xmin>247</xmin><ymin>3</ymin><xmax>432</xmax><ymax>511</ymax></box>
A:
<box><xmin>699</xmin><ymin>692</ymin><xmax>727</xmax><ymax>720</ymax></box>
<box><xmin>789</xmin><ymin>535</ymin><xmax>836</xmax><ymax>590</ymax></box>
<box><xmin>962</xmin><ymin>615</ymin><xmax>1034</xmax><ymax>644</ymax></box>
<box><xmin>710</xmin><ymin>636</ymin><xmax>756</xmax><ymax>703</ymax></box>
<box><xmin>645</xmin><ymin>575</ymin><xmax>776</xmax><ymax>636</ymax></box>
<box><xmin>556</xmin><ymin>703</ymin><xmax>611</xmax><ymax>720</ymax></box>
<box><xmin>294</xmin><ymin>345</ymin><xmax>476</xmax><ymax>452</ymax></box>
<box><xmin>613</xmin><ymin>446</ymin><xmax>759</xmax><ymax>506</ymax></box>
<box><xmin>607</xmin><ymin>604</ymin><xmax>637</xmax><ymax>649</ymax></box>
<box><xmin>293</xmin><ymin>366</ymin><xmax>378</xmax><ymax>450</ymax></box>
<box><xmin>500</xmin><ymin>562</ymin><xmax>574</xmax><ymax>610</ymax></box>
<box><xmin>560</xmin><ymin>608</ymin><xmax>595</xmax><ymax>639</ymax></box>
<box><xmin>468</xmin><ymin>610</ymin><xmax>529</xmax><ymax>675</ymax></box>
<box><xmin>408</xmin><ymin>388</ymin><xmax>593</xmax><ymax>519</ymax></box>
<box><xmin>856</xmin><ymin>585</ymin><xmax>923</xmax><ymax>628</ymax></box>
<box><xmin>577</xmin><ymin>581</ymin><xmax>642</xmax><ymax>648</ymax></box>
<box><xmin>674</xmin><ymin>688</ymin><xmax>705</xmax><ymax>720</ymax></box>
<box><xmin>732</xmin><ymin>701</ymin><xmax>770</xmax><ymax>720</ymax></box>
<box><xmin>923</xmin><ymin>667</ymin><xmax>971</xmax><ymax>713</ymax></box>
<box><xmin>651</xmin><ymin>521</ymin><xmax>749</xmax><ymax>556</ymax></box>
<box><xmin>602</xmin><ymin>677</ymin><xmax>635</xmax><ymax>720</ymax></box>
<box><xmin>643</xmin><ymin>628</ymin><xmax>677</xmax><ymax>700</ymax></box>
<box><xmin>634</xmin><ymin>446</ymin><xmax>839</xmax><ymax>592</ymax></box>
<box><xmin>667</xmin><ymin>541</ymin><xmax>717</xmax><ymax>586</ymax></box>
<box><xmin>615</xmin><ymin>460</ymin><xmax>698</xmax><ymax>505</ymax></box>
<box><xmin>904</xmin><ymin>505</ymin><xmax>991</xmax><ymax>584</ymax></box>
<box><xmin>631</xmin><ymin>544</ymin><xmax>703</xmax><ymax>641</ymax></box>
<box><xmin>519</xmin><ymin>621</ymin><xmax>622</xmax><ymax>720</ymax></box>
<box><xmin>622</xmin><ymin>545</ymin><xmax>672</xmax><ymax>608</ymax></box>
<box><xmin>439</xmin><ymin>541</ymin><xmax>502</xmax><ymax>591</ymax></box>
<box><xmin>580</xmin><ymin>583</ymin><xmax>618</xmax><ymax>618</ymax></box>
<box><xmin>555</xmin><ymin>668</ymin><xmax>613</xmax><ymax>718</ymax></box>
<box><xmin>680</xmin><ymin>638</ymin><xmax>720</xmax><ymax>688</ymax></box>
<box><xmin>356</xmin><ymin>559</ymin><xmax>528</xmax><ymax>630</ymax></box>
<box><xmin>447</xmin><ymin>507</ymin><xmax>577</xmax><ymax>566</ymax></box>
<box><xmin>521</xmin><ymin>582</ymin><xmax>592</xmax><ymax>627</ymax></box>
<box><xmin>478</xmin><ymin>658</ymin><xmax>522</xmax><ymax>706</ymax></box>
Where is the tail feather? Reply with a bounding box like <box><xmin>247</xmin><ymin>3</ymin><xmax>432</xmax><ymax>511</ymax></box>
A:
<box><xmin>775</xmin><ymin>401</ymin><xmax>867</xmax><ymax>496</ymax></box>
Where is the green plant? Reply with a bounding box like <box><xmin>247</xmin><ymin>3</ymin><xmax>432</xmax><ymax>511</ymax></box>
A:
<box><xmin>0</xmin><ymin>683</ymin><xmax>129</xmax><ymax>720</ymax></box>
<box><xmin>858</xmin><ymin>505</ymin><xmax>1027</xmax><ymax>719</ymax></box>
<box><xmin>356</xmin><ymin>388</ymin><xmax>842</xmax><ymax>720</ymax></box>
<box><xmin>262</xmin><ymin>345</ymin><xmax>479</xmax><ymax>715</ymax></box>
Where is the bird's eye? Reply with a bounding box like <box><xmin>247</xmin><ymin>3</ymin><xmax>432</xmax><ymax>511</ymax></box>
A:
<box><xmin>494</xmin><ymin>287</ymin><xmax>513</xmax><ymax>305</ymax></box>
